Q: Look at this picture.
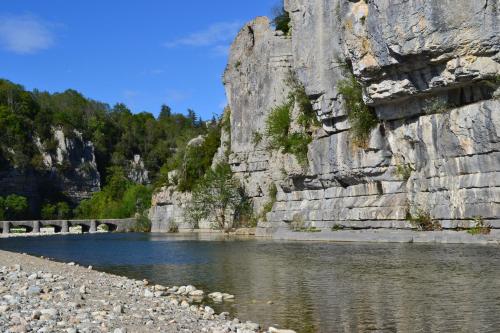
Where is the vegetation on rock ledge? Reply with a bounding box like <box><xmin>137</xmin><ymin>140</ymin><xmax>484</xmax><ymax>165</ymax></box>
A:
<box><xmin>272</xmin><ymin>6</ymin><xmax>291</xmax><ymax>35</ymax></box>
<box><xmin>338</xmin><ymin>74</ymin><xmax>378</xmax><ymax>148</ymax></box>
<box><xmin>265</xmin><ymin>73</ymin><xmax>318</xmax><ymax>166</ymax></box>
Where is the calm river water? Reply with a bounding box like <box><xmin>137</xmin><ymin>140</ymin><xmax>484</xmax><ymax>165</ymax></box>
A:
<box><xmin>1</xmin><ymin>233</ymin><xmax>499</xmax><ymax>332</ymax></box>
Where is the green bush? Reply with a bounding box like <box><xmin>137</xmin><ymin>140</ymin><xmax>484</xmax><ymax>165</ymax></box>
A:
<box><xmin>264</xmin><ymin>73</ymin><xmax>317</xmax><ymax>166</ymax></box>
<box><xmin>338</xmin><ymin>74</ymin><xmax>378</xmax><ymax>147</ymax></box>
<box><xmin>132</xmin><ymin>212</ymin><xmax>152</xmax><ymax>233</ymax></box>
<box><xmin>0</xmin><ymin>194</ymin><xmax>29</xmax><ymax>220</ymax></box>
<box><xmin>75</xmin><ymin>167</ymin><xmax>152</xmax><ymax>219</ymax></box>
<box><xmin>266</xmin><ymin>102</ymin><xmax>292</xmax><ymax>150</ymax></box>
<box><xmin>467</xmin><ymin>216</ymin><xmax>491</xmax><ymax>235</ymax></box>
<box><xmin>272</xmin><ymin>6</ymin><xmax>291</xmax><ymax>35</ymax></box>
<box><xmin>407</xmin><ymin>209</ymin><xmax>442</xmax><ymax>231</ymax></box>
<box><xmin>185</xmin><ymin>162</ymin><xmax>247</xmax><ymax>231</ymax></box>
<box><xmin>41</xmin><ymin>202</ymin><xmax>71</xmax><ymax>220</ymax></box>
<box><xmin>177</xmin><ymin>124</ymin><xmax>221</xmax><ymax>192</ymax></box>
<box><xmin>167</xmin><ymin>220</ymin><xmax>179</xmax><ymax>233</ymax></box>
<box><xmin>287</xmin><ymin>73</ymin><xmax>319</xmax><ymax>129</ymax></box>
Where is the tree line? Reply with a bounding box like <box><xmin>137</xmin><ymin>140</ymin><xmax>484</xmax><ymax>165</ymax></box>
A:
<box><xmin>0</xmin><ymin>79</ymin><xmax>218</xmax><ymax>221</ymax></box>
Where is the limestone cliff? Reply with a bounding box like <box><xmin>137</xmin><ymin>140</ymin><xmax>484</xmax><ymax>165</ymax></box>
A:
<box><xmin>0</xmin><ymin>128</ymin><xmax>100</xmax><ymax>214</ymax></box>
<box><xmin>150</xmin><ymin>0</ymin><xmax>500</xmax><ymax>234</ymax></box>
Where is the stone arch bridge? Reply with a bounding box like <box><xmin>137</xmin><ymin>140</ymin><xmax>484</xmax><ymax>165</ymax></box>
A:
<box><xmin>1</xmin><ymin>219</ymin><xmax>136</xmax><ymax>235</ymax></box>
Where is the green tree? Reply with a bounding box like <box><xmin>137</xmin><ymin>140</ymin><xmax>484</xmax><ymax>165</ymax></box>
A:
<box><xmin>159</xmin><ymin>104</ymin><xmax>171</xmax><ymax>119</ymax></box>
<box><xmin>185</xmin><ymin>163</ymin><xmax>246</xmax><ymax>231</ymax></box>
<box><xmin>2</xmin><ymin>195</ymin><xmax>29</xmax><ymax>220</ymax></box>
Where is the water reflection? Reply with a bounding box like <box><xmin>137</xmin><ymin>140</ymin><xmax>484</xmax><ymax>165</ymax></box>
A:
<box><xmin>0</xmin><ymin>233</ymin><xmax>499</xmax><ymax>332</ymax></box>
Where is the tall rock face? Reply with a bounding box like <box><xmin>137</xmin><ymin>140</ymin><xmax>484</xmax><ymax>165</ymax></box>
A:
<box><xmin>150</xmin><ymin>0</ymin><xmax>499</xmax><ymax>233</ymax></box>
<box><xmin>0</xmin><ymin>129</ymin><xmax>100</xmax><ymax>215</ymax></box>
<box><xmin>225</xmin><ymin>0</ymin><xmax>500</xmax><ymax>234</ymax></box>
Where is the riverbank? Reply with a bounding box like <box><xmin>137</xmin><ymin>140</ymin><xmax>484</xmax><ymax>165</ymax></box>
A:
<box><xmin>269</xmin><ymin>228</ymin><xmax>500</xmax><ymax>245</ymax></box>
<box><xmin>0</xmin><ymin>250</ymin><xmax>293</xmax><ymax>333</ymax></box>
<box><xmin>3</xmin><ymin>226</ymin><xmax>500</xmax><ymax>246</ymax></box>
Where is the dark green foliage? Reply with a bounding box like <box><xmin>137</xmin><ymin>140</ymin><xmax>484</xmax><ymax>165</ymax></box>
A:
<box><xmin>177</xmin><ymin>124</ymin><xmax>222</xmax><ymax>192</ymax></box>
<box><xmin>286</xmin><ymin>132</ymin><xmax>312</xmax><ymax>165</ymax></box>
<box><xmin>41</xmin><ymin>202</ymin><xmax>71</xmax><ymax>220</ymax></box>
<box><xmin>266</xmin><ymin>102</ymin><xmax>293</xmax><ymax>150</ymax></box>
<box><xmin>132</xmin><ymin>212</ymin><xmax>152</xmax><ymax>233</ymax></box>
<box><xmin>287</xmin><ymin>73</ymin><xmax>319</xmax><ymax>129</ymax></box>
<box><xmin>0</xmin><ymin>78</ymin><xmax>211</xmax><ymax>218</ymax></box>
<box><xmin>185</xmin><ymin>162</ymin><xmax>248</xmax><ymax>231</ymax></box>
<box><xmin>338</xmin><ymin>74</ymin><xmax>378</xmax><ymax>147</ymax></box>
<box><xmin>264</xmin><ymin>73</ymin><xmax>317</xmax><ymax>165</ymax></box>
<box><xmin>272</xmin><ymin>6</ymin><xmax>291</xmax><ymax>35</ymax></box>
<box><xmin>0</xmin><ymin>194</ymin><xmax>29</xmax><ymax>220</ymax></box>
<box><xmin>74</xmin><ymin>167</ymin><xmax>152</xmax><ymax>219</ymax></box>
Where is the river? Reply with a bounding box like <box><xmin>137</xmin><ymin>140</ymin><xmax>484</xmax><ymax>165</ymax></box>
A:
<box><xmin>1</xmin><ymin>233</ymin><xmax>499</xmax><ymax>333</ymax></box>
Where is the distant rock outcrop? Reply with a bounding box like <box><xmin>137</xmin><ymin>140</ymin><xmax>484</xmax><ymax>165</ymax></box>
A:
<box><xmin>0</xmin><ymin>128</ymin><xmax>100</xmax><ymax>214</ymax></box>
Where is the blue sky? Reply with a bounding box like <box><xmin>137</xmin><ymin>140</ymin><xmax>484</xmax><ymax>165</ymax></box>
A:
<box><xmin>0</xmin><ymin>0</ymin><xmax>278</xmax><ymax>119</ymax></box>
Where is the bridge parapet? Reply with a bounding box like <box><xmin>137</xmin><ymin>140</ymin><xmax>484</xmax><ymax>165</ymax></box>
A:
<box><xmin>0</xmin><ymin>218</ymin><xmax>136</xmax><ymax>235</ymax></box>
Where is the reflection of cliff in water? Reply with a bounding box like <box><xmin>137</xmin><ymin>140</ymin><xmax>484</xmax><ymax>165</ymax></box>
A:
<box><xmin>105</xmin><ymin>238</ymin><xmax>500</xmax><ymax>333</ymax></box>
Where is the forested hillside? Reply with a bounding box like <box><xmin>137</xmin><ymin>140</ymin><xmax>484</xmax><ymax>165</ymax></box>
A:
<box><xmin>0</xmin><ymin>79</ymin><xmax>219</xmax><ymax>220</ymax></box>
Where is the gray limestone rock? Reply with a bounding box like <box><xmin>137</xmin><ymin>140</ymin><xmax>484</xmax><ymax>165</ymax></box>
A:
<box><xmin>150</xmin><ymin>0</ymin><xmax>500</xmax><ymax>236</ymax></box>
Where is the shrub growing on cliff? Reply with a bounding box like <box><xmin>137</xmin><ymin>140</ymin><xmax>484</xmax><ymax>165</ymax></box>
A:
<box><xmin>338</xmin><ymin>74</ymin><xmax>378</xmax><ymax>147</ymax></box>
<box><xmin>264</xmin><ymin>72</ymin><xmax>317</xmax><ymax>166</ymax></box>
<box><xmin>286</xmin><ymin>73</ymin><xmax>319</xmax><ymax>129</ymax></box>
<box><xmin>260</xmin><ymin>183</ymin><xmax>278</xmax><ymax>222</ymax></box>
<box><xmin>272</xmin><ymin>6</ymin><xmax>291</xmax><ymax>35</ymax></box>
<box><xmin>266</xmin><ymin>102</ymin><xmax>293</xmax><ymax>150</ymax></box>
<box><xmin>185</xmin><ymin>162</ymin><xmax>247</xmax><ymax>231</ymax></box>
<box><xmin>177</xmin><ymin>123</ymin><xmax>222</xmax><ymax>192</ymax></box>
<box><xmin>467</xmin><ymin>216</ymin><xmax>491</xmax><ymax>235</ymax></box>
<box><xmin>395</xmin><ymin>163</ymin><xmax>414</xmax><ymax>181</ymax></box>
<box><xmin>407</xmin><ymin>209</ymin><xmax>442</xmax><ymax>231</ymax></box>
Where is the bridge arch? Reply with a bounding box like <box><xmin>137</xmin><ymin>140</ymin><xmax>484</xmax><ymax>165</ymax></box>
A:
<box><xmin>97</xmin><ymin>222</ymin><xmax>118</xmax><ymax>232</ymax></box>
<box><xmin>69</xmin><ymin>223</ymin><xmax>91</xmax><ymax>233</ymax></box>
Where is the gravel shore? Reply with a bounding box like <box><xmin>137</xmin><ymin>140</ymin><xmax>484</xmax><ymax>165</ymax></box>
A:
<box><xmin>0</xmin><ymin>250</ymin><xmax>293</xmax><ymax>333</ymax></box>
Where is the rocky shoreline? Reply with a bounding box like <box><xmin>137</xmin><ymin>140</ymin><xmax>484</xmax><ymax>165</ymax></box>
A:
<box><xmin>0</xmin><ymin>250</ymin><xmax>294</xmax><ymax>333</ymax></box>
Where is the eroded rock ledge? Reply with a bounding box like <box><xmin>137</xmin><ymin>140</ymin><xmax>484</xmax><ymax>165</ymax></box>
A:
<box><xmin>151</xmin><ymin>0</ymin><xmax>499</xmax><ymax>237</ymax></box>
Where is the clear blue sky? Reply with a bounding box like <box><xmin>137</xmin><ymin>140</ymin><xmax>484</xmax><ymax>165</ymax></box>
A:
<box><xmin>0</xmin><ymin>0</ymin><xmax>278</xmax><ymax>119</ymax></box>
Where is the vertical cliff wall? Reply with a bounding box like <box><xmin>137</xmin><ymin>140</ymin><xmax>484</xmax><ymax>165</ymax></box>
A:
<box><xmin>227</xmin><ymin>0</ymin><xmax>500</xmax><ymax>234</ymax></box>
<box><xmin>150</xmin><ymin>0</ymin><xmax>499</xmax><ymax>234</ymax></box>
